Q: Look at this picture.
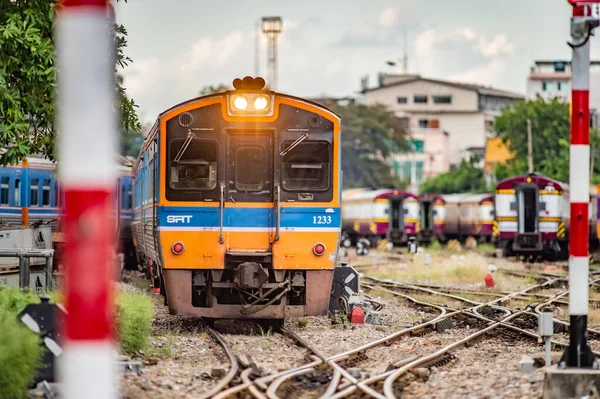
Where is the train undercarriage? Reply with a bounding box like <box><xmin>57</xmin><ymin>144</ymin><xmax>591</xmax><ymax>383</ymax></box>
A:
<box><xmin>149</xmin><ymin>253</ymin><xmax>334</xmax><ymax>321</ymax></box>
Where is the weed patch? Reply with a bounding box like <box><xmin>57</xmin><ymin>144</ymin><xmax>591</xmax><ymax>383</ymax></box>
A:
<box><xmin>297</xmin><ymin>318</ymin><xmax>309</xmax><ymax>328</ymax></box>
<box><xmin>0</xmin><ymin>289</ymin><xmax>46</xmax><ymax>399</ymax></box>
<box><xmin>116</xmin><ymin>291</ymin><xmax>154</xmax><ymax>355</ymax></box>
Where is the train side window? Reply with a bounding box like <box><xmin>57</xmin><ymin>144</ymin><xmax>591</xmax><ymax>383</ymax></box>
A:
<box><xmin>30</xmin><ymin>178</ymin><xmax>39</xmax><ymax>207</ymax></box>
<box><xmin>42</xmin><ymin>179</ymin><xmax>51</xmax><ymax>206</ymax></box>
<box><xmin>509</xmin><ymin>202</ymin><xmax>516</xmax><ymax>211</ymax></box>
<box><xmin>169</xmin><ymin>139</ymin><xmax>217</xmax><ymax>190</ymax></box>
<box><xmin>281</xmin><ymin>141</ymin><xmax>330</xmax><ymax>191</ymax></box>
<box><xmin>14</xmin><ymin>179</ymin><xmax>20</xmax><ymax>206</ymax></box>
<box><xmin>539</xmin><ymin>202</ymin><xmax>546</xmax><ymax>211</ymax></box>
<box><xmin>54</xmin><ymin>181</ymin><xmax>60</xmax><ymax>207</ymax></box>
<box><xmin>0</xmin><ymin>177</ymin><xmax>9</xmax><ymax>205</ymax></box>
<box><xmin>235</xmin><ymin>146</ymin><xmax>264</xmax><ymax>192</ymax></box>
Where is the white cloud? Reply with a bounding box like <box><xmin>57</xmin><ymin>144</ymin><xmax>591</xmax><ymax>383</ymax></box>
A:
<box><xmin>477</xmin><ymin>33</ymin><xmax>514</xmax><ymax>58</ymax></box>
<box><xmin>412</xmin><ymin>27</ymin><xmax>515</xmax><ymax>88</ymax></box>
<box><xmin>336</xmin><ymin>5</ymin><xmax>418</xmax><ymax>47</ymax></box>
<box><xmin>180</xmin><ymin>32</ymin><xmax>244</xmax><ymax>72</ymax></box>
<box><xmin>448</xmin><ymin>59</ymin><xmax>508</xmax><ymax>86</ymax></box>
<box><xmin>379</xmin><ymin>7</ymin><xmax>399</xmax><ymax>28</ymax></box>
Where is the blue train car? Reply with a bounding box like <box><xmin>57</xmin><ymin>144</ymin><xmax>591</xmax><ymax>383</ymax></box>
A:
<box><xmin>0</xmin><ymin>154</ymin><xmax>136</xmax><ymax>269</ymax></box>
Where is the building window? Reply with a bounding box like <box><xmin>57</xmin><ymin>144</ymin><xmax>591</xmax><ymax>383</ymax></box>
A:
<box><xmin>557</xmin><ymin>81</ymin><xmax>568</xmax><ymax>92</ymax></box>
<box><xmin>409</xmin><ymin>140</ymin><xmax>424</xmax><ymax>153</ymax></box>
<box><xmin>414</xmin><ymin>95</ymin><xmax>428</xmax><ymax>104</ymax></box>
<box><xmin>396</xmin><ymin>96</ymin><xmax>407</xmax><ymax>104</ymax></box>
<box><xmin>542</xmin><ymin>81</ymin><xmax>554</xmax><ymax>91</ymax></box>
<box><xmin>418</xmin><ymin>119</ymin><xmax>429</xmax><ymax>128</ymax></box>
<box><xmin>416</xmin><ymin>161</ymin><xmax>424</xmax><ymax>182</ymax></box>
<box><xmin>433</xmin><ymin>95</ymin><xmax>452</xmax><ymax>104</ymax></box>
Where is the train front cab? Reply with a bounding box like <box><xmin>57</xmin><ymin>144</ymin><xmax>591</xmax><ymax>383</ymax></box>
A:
<box><xmin>139</xmin><ymin>90</ymin><xmax>342</xmax><ymax>320</ymax></box>
<box><xmin>384</xmin><ymin>192</ymin><xmax>419</xmax><ymax>245</ymax></box>
<box><xmin>417</xmin><ymin>195</ymin><xmax>445</xmax><ymax>244</ymax></box>
<box><xmin>513</xmin><ymin>182</ymin><xmax>542</xmax><ymax>252</ymax></box>
<box><xmin>417</xmin><ymin>197</ymin><xmax>434</xmax><ymax>244</ymax></box>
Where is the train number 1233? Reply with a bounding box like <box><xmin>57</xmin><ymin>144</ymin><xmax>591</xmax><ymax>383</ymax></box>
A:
<box><xmin>313</xmin><ymin>216</ymin><xmax>332</xmax><ymax>225</ymax></box>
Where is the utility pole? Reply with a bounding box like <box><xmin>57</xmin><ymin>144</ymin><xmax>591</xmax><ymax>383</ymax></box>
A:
<box><xmin>561</xmin><ymin>0</ymin><xmax>600</xmax><ymax>370</ymax></box>
<box><xmin>254</xmin><ymin>19</ymin><xmax>260</xmax><ymax>77</ymax></box>
<box><xmin>261</xmin><ymin>17</ymin><xmax>283</xmax><ymax>90</ymax></box>
<box><xmin>402</xmin><ymin>28</ymin><xmax>408</xmax><ymax>74</ymax></box>
<box><xmin>527</xmin><ymin>119</ymin><xmax>533</xmax><ymax>173</ymax></box>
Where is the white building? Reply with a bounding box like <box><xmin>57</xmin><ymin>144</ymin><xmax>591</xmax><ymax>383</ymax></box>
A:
<box><xmin>527</xmin><ymin>60</ymin><xmax>600</xmax><ymax>126</ymax></box>
<box><xmin>363</xmin><ymin>74</ymin><xmax>524</xmax><ymax>171</ymax></box>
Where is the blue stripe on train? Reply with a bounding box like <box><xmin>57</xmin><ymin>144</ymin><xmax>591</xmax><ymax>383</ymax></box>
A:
<box><xmin>154</xmin><ymin>206</ymin><xmax>341</xmax><ymax>229</ymax></box>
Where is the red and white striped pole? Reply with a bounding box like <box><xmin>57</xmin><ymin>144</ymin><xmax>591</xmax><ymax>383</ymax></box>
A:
<box><xmin>55</xmin><ymin>0</ymin><xmax>118</xmax><ymax>397</ymax></box>
<box><xmin>562</xmin><ymin>1</ymin><xmax>599</xmax><ymax>368</ymax></box>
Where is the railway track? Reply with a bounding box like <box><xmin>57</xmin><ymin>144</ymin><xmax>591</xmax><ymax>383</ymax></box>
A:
<box><xmin>138</xmin><ymin>254</ymin><xmax>599</xmax><ymax>398</ymax></box>
<box><xmin>197</xmin><ymin>273</ymin><xmax>567</xmax><ymax>397</ymax></box>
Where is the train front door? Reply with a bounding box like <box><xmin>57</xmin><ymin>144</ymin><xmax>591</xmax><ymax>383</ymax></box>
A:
<box><xmin>517</xmin><ymin>185</ymin><xmax>538</xmax><ymax>234</ymax></box>
<box><xmin>226</xmin><ymin>133</ymin><xmax>273</xmax><ymax>252</ymax></box>
<box><xmin>388</xmin><ymin>197</ymin><xmax>405</xmax><ymax>242</ymax></box>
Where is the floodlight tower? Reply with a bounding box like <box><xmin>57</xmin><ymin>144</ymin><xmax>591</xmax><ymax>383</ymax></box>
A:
<box><xmin>261</xmin><ymin>16</ymin><xmax>283</xmax><ymax>90</ymax></box>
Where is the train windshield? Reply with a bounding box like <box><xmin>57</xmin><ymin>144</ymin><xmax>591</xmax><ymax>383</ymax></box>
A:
<box><xmin>281</xmin><ymin>141</ymin><xmax>330</xmax><ymax>191</ymax></box>
<box><xmin>169</xmin><ymin>139</ymin><xmax>217</xmax><ymax>190</ymax></box>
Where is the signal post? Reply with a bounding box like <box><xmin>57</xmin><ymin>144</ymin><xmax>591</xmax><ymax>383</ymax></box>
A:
<box><xmin>544</xmin><ymin>2</ymin><xmax>600</xmax><ymax>397</ymax></box>
<box><xmin>55</xmin><ymin>0</ymin><xmax>118</xmax><ymax>398</ymax></box>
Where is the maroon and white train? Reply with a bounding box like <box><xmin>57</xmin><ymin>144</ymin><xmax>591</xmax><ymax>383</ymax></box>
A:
<box><xmin>431</xmin><ymin>193</ymin><xmax>495</xmax><ymax>243</ymax></box>
<box><xmin>494</xmin><ymin>173</ymin><xmax>598</xmax><ymax>259</ymax></box>
<box><xmin>342</xmin><ymin>188</ymin><xmax>420</xmax><ymax>246</ymax></box>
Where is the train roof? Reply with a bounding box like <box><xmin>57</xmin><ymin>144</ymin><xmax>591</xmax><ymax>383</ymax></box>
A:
<box><xmin>441</xmin><ymin>193</ymin><xmax>492</xmax><ymax>205</ymax></box>
<box><xmin>419</xmin><ymin>193</ymin><xmax>446</xmax><ymax>203</ymax></box>
<box><xmin>136</xmin><ymin>89</ymin><xmax>343</xmax><ymax>165</ymax></box>
<box><xmin>459</xmin><ymin>193</ymin><xmax>494</xmax><ymax>204</ymax></box>
<box><xmin>343</xmin><ymin>188</ymin><xmax>418</xmax><ymax>202</ymax></box>
<box><xmin>342</xmin><ymin>188</ymin><xmax>368</xmax><ymax>200</ymax></box>
<box><xmin>155</xmin><ymin>91</ymin><xmax>341</xmax><ymax>122</ymax></box>
<box><xmin>496</xmin><ymin>173</ymin><xmax>566</xmax><ymax>191</ymax></box>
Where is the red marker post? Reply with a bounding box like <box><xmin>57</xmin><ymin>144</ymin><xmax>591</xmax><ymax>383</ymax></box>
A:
<box><xmin>562</xmin><ymin>0</ymin><xmax>600</xmax><ymax>368</ymax></box>
<box><xmin>55</xmin><ymin>0</ymin><xmax>118</xmax><ymax>397</ymax></box>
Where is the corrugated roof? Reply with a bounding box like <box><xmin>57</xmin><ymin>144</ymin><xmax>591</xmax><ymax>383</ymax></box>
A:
<box><xmin>363</xmin><ymin>75</ymin><xmax>525</xmax><ymax>99</ymax></box>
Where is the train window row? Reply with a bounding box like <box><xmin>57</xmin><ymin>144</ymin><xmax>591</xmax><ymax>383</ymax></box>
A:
<box><xmin>0</xmin><ymin>176</ymin><xmax>57</xmax><ymax>207</ymax></box>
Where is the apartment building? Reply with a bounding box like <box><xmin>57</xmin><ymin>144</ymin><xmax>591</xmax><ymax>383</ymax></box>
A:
<box><xmin>527</xmin><ymin>60</ymin><xmax>600</xmax><ymax>126</ymax></box>
<box><xmin>363</xmin><ymin>73</ymin><xmax>524</xmax><ymax>189</ymax></box>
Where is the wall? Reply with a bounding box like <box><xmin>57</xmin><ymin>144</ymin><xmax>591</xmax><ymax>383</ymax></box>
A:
<box><xmin>364</xmin><ymin>80</ymin><xmax>479</xmax><ymax>113</ymax></box>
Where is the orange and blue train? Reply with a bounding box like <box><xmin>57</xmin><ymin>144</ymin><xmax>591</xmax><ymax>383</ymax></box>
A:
<box><xmin>131</xmin><ymin>77</ymin><xmax>342</xmax><ymax>323</ymax></box>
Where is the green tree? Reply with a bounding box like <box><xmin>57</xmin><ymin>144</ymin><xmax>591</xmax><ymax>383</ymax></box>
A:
<box><xmin>328</xmin><ymin>102</ymin><xmax>409</xmax><ymax>189</ymax></box>
<box><xmin>199</xmin><ymin>83</ymin><xmax>230</xmax><ymax>95</ymax></box>
<box><xmin>419</xmin><ymin>156</ymin><xmax>486</xmax><ymax>194</ymax></box>
<box><xmin>0</xmin><ymin>0</ymin><xmax>140</xmax><ymax>165</ymax></box>
<box><xmin>493</xmin><ymin>97</ymin><xmax>569</xmax><ymax>181</ymax></box>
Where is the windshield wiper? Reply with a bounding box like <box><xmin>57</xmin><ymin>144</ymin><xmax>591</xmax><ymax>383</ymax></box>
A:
<box><xmin>174</xmin><ymin>130</ymin><xmax>196</xmax><ymax>164</ymax></box>
<box><xmin>280</xmin><ymin>133</ymin><xmax>309</xmax><ymax>157</ymax></box>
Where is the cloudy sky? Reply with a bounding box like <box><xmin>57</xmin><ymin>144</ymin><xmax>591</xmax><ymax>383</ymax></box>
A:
<box><xmin>115</xmin><ymin>0</ymin><xmax>598</xmax><ymax>124</ymax></box>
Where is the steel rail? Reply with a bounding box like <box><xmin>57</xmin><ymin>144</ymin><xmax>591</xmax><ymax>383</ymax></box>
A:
<box><xmin>189</xmin><ymin>327</ymin><xmax>239</xmax><ymax>399</ymax></box>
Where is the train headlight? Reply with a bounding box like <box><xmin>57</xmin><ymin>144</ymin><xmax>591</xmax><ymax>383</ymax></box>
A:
<box><xmin>232</xmin><ymin>95</ymin><xmax>248</xmax><ymax>111</ymax></box>
<box><xmin>253</xmin><ymin>95</ymin><xmax>269</xmax><ymax>111</ymax></box>
<box><xmin>227</xmin><ymin>93</ymin><xmax>274</xmax><ymax>116</ymax></box>
<box><xmin>172</xmin><ymin>242</ymin><xmax>185</xmax><ymax>255</ymax></box>
<box><xmin>313</xmin><ymin>243</ymin><xmax>326</xmax><ymax>256</ymax></box>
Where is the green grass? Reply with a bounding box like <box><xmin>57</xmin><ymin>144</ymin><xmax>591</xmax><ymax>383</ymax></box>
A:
<box><xmin>475</xmin><ymin>243</ymin><xmax>496</xmax><ymax>253</ymax></box>
<box><xmin>115</xmin><ymin>291</ymin><xmax>154</xmax><ymax>356</ymax></box>
<box><xmin>0</xmin><ymin>310</ymin><xmax>43</xmax><ymax>399</ymax></box>
<box><xmin>297</xmin><ymin>317</ymin><xmax>309</xmax><ymax>328</ymax></box>
<box><xmin>428</xmin><ymin>240</ymin><xmax>442</xmax><ymax>251</ymax></box>
<box><xmin>0</xmin><ymin>288</ymin><xmax>50</xmax><ymax>398</ymax></box>
<box><xmin>145</xmin><ymin>333</ymin><xmax>177</xmax><ymax>359</ymax></box>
